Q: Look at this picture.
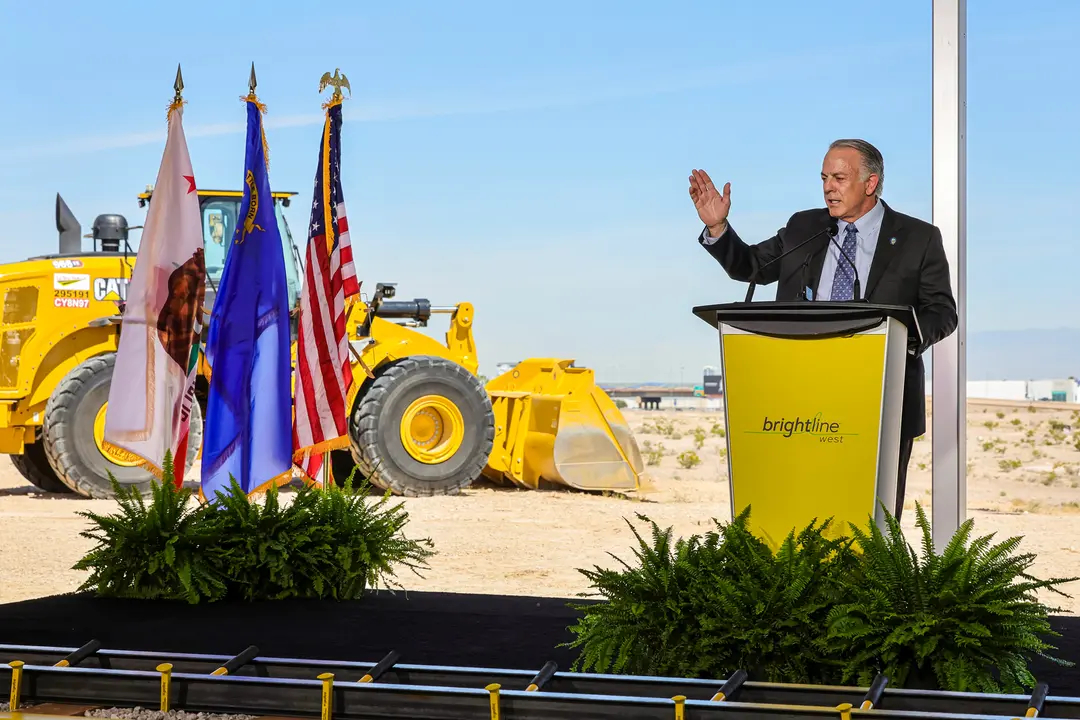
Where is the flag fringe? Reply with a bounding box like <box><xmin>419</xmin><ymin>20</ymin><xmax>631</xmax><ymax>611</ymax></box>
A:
<box><xmin>196</xmin><ymin>467</ymin><xmax>295</xmax><ymax>504</ymax></box>
<box><xmin>99</xmin><ymin>440</ymin><xmax>175</xmax><ymax>486</ymax></box>
<box><xmin>166</xmin><ymin>98</ymin><xmax>186</xmax><ymax>123</ymax></box>
<box><xmin>292</xmin><ymin>434</ymin><xmax>352</xmax><ymax>465</ymax></box>
<box><xmin>321</xmin><ymin>114</ymin><xmax>335</xmax><ymax>254</ymax></box>
<box><xmin>241</xmin><ymin>93</ymin><xmax>271</xmax><ymax>171</ymax></box>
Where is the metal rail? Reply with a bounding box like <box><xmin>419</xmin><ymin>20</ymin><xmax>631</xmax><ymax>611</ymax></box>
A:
<box><xmin>2</xmin><ymin>643</ymin><xmax>1078</xmax><ymax>720</ymax></box>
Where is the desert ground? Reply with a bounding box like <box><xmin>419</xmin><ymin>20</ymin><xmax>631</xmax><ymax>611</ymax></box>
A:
<box><xmin>2</xmin><ymin>399</ymin><xmax>1079</xmax><ymax>613</ymax></box>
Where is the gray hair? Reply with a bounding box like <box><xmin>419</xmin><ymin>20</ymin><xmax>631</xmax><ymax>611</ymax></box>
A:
<box><xmin>828</xmin><ymin>138</ymin><xmax>884</xmax><ymax>197</ymax></box>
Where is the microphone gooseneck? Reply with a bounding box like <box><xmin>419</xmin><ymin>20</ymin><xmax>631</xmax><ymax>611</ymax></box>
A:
<box><xmin>744</xmin><ymin>218</ymin><xmax>838</xmax><ymax>303</ymax></box>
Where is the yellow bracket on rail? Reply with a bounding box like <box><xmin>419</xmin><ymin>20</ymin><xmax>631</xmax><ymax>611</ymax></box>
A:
<box><xmin>318</xmin><ymin>672</ymin><xmax>334</xmax><ymax>720</ymax></box>
<box><xmin>156</xmin><ymin>663</ymin><xmax>173</xmax><ymax>712</ymax></box>
<box><xmin>672</xmin><ymin>695</ymin><xmax>687</xmax><ymax>720</ymax></box>
<box><xmin>8</xmin><ymin>660</ymin><xmax>24</xmax><ymax>711</ymax></box>
<box><xmin>486</xmin><ymin>683</ymin><xmax>501</xmax><ymax>720</ymax></box>
<box><xmin>837</xmin><ymin>702</ymin><xmax>854</xmax><ymax>720</ymax></box>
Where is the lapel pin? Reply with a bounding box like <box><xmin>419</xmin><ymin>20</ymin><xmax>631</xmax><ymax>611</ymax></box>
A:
<box><xmin>889</xmin><ymin>237</ymin><xmax>897</xmax><ymax>245</ymax></box>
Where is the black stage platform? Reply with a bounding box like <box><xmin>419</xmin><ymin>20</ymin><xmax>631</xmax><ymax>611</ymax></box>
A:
<box><xmin>1</xmin><ymin>591</ymin><xmax>1077</xmax><ymax>694</ymax></box>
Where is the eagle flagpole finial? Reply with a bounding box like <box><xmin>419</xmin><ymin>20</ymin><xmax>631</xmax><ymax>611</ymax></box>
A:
<box><xmin>318</xmin><ymin>68</ymin><xmax>351</xmax><ymax>102</ymax></box>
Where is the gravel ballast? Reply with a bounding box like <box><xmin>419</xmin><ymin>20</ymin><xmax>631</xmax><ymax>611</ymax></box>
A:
<box><xmin>84</xmin><ymin>708</ymin><xmax>256</xmax><ymax>720</ymax></box>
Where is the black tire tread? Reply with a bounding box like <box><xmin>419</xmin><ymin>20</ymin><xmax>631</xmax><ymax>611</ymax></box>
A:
<box><xmin>42</xmin><ymin>353</ymin><xmax>201</xmax><ymax>498</ymax></box>
<box><xmin>9</xmin><ymin>431</ymin><xmax>72</xmax><ymax>494</ymax></box>
<box><xmin>351</xmin><ymin>356</ymin><xmax>494</xmax><ymax>497</ymax></box>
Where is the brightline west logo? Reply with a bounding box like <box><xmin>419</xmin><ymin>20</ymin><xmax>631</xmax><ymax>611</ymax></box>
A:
<box><xmin>751</xmin><ymin>412</ymin><xmax>852</xmax><ymax>443</ymax></box>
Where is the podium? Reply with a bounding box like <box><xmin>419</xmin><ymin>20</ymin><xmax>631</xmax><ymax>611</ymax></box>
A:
<box><xmin>691</xmin><ymin>301</ymin><xmax>922</xmax><ymax>547</ymax></box>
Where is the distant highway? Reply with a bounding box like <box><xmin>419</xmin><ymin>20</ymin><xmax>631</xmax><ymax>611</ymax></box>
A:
<box><xmin>598</xmin><ymin>386</ymin><xmax>705</xmax><ymax>398</ymax></box>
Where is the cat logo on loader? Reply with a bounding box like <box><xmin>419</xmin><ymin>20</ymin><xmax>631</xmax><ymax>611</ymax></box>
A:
<box><xmin>0</xmin><ymin>191</ymin><xmax>649</xmax><ymax>499</ymax></box>
<box><xmin>93</xmin><ymin>277</ymin><xmax>128</xmax><ymax>303</ymax></box>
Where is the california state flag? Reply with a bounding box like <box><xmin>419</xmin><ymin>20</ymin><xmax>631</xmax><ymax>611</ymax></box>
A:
<box><xmin>103</xmin><ymin>100</ymin><xmax>205</xmax><ymax>487</ymax></box>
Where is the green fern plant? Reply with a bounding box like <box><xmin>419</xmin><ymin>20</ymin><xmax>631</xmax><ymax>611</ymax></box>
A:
<box><xmin>306</xmin><ymin>473</ymin><xmax>436</xmax><ymax>596</ymax></box>
<box><xmin>197</xmin><ymin>472</ymin><xmax>434</xmax><ymax>601</ymax></box>
<box><xmin>564</xmin><ymin>509</ymin><xmax>856</xmax><ymax>683</ymax></box>
<box><xmin>75</xmin><ymin>457</ymin><xmax>434</xmax><ymax>604</ymax></box>
<box><xmin>73</xmin><ymin>451</ymin><xmax>228</xmax><ymax>604</ymax></box>
<box><xmin>826</xmin><ymin>503</ymin><xmax>1077</xmax><ymax>692</ymax></box>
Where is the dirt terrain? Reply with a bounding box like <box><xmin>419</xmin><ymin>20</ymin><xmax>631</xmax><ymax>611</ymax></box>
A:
<box><xmin>2</xmin><ymin>400</ymin><xmax>1079</xmax><ymax>613</ymax></box>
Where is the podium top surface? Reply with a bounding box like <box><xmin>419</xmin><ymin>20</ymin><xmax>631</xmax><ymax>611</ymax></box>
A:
<box><xmin>692</xmin><ymin>301</ymin><xmax>922</xmax><ymax>345</ymax></box>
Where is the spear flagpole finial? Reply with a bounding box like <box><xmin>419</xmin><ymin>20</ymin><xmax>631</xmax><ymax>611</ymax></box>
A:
<box><xmin>173</xmin><ymin>64</ymin><xmax>184</xmax><ymax>103</ymax></box>
<box><xmin>249</xmin><ymin>62</ymin><xmax>257</xmax><ymax>95</ymax></box>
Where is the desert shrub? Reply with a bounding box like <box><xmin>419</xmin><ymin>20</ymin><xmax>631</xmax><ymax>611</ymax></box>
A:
<box><xmin>692</xmin><ymin>427</ymin><xmax>706</xmax><ymax>449</ymax></box>
<box><xmin>710</xmin><ymin>422</ymin><xmax>726</xmax><ymax>437</ymax></box>
<box><xmin>827</xmin><ymin>504</ymin><xmax>1077</xmax><ymax>693</ymax></box>
<box><xmin>614</xmin><ymin>399</ymin><xmax>627</xmax><ymax>409</ymax></box>
<box><xmin>73</xmin><ymin>451</ymin><xmax>228</xmax><ymax>603</ymax></box>
<box><xmin>641</xmin><ymin>440</ymin><xmax>665</xmax><ymax>466</ymax></box>
<box><xmin>74</xmin><ymin>457</ymin><xmax>434</xmax><ymax>604</ymax></box>
<box><xmin>677</xmin><ymin>450</ymin><xmax>701</xmax><ymax>469</ymax></box>
<box><xmin>564</xmin><ymin>511</ymin><xmax>857</xmax><ymax>683</ymax></box>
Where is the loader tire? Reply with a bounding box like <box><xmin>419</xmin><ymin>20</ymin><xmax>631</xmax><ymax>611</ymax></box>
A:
<box><xmin>9</xmin><ymin>430</ymin><xmax>73</xmax><ymax>494</ymax></box>
<box><xmin>352</xmin><ymin>356</ymin><xmax>494</xmax><ymax>496</ymax></box>
<box><xmin>42</xmin><ymin>352</ymin><xmax>202</xmax><ymax>498</ymax></box>
<box><xmin>329</xmin><ymin>448</ymin><xmax>365</xmax><ymax>489</ymax></box>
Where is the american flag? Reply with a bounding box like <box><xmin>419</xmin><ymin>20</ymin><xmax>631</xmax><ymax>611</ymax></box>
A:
<box><xmin>292</xmin><ymin>100</ymin><xmax>360</xmax><ymax>483</ymax></box>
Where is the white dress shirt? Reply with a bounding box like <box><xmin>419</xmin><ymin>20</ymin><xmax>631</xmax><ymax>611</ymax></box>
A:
<box><xmin>815</xmin><ymin>199</ymin><xmax>884</xmax><ymax>301</ymax></box>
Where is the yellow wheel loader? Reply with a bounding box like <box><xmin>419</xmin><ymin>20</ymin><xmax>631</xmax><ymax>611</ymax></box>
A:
<box><xmin>0</xmin><ymin>190</ymin><xmax>646</xmax><ymax>499</ymax></box>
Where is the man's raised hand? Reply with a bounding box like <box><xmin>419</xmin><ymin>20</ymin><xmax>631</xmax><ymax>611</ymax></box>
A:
<box><xmin>688</xmin><ymin>169</ymin><xmax>730</xmax><ymax>237</ymax></box>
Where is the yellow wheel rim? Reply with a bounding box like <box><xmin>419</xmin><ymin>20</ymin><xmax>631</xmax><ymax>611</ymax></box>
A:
<box><xmin>93</xmin><ymin>403</ymin><xmax>143</xmax><ymax>467</ymax></box>
<box><xmin>399</xmin><ymin>395</ymin><xmax>465</xmax><ymax>464</ymax></box>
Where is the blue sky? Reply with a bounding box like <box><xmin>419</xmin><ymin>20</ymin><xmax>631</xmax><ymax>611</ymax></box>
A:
<box><xmin>1</xmin><ymin>1</ymin><xmax>1076</xmax><ymax>383</ymax></box>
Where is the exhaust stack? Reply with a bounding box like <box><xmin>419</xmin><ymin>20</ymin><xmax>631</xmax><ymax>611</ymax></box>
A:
<box><xmin>56</xmin><ymin>193</ymin><xmax>81</xmax><ymax>254</ymax></box>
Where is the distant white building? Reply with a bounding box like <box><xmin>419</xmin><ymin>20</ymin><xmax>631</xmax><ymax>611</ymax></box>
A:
<box><xmin>493</xmin><ymin>362</ymin><xmax>518</xmax><ymax>377</ymax></box>
<box><xmin>925</xmin><ymin>378</ymin><xmax>1077</xmax><ymax>403</ymax></box>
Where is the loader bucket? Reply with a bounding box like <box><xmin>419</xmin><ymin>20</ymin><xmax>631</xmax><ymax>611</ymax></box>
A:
<box><xmin>482</xmin><ymin>359</ymin><xmax>648</xmax><ymax>492</ymax></box>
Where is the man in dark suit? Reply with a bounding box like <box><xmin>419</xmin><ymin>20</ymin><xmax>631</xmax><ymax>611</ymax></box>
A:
<box><xmin>688</xmin><ymin>138</ymin><xmax>957</xmax><ymax>520</ymax></box>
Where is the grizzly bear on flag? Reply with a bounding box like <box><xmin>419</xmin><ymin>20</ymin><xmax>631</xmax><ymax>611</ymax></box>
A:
<box><xmin>156</xmin><ymin>247</ymin><xmax>206</xmax><ymax>372</ymax></box>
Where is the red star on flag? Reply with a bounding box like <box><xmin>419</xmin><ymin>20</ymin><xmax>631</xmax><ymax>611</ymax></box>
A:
<box><xmin>184</xmin><ymin>175</ymin><xmax>196</xmax><ymax>194</ymax></box>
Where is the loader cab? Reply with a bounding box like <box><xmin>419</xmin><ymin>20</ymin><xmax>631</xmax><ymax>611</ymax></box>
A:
<box><xmin>136</xmin><ymin>188</ymin><xmax>304</xmax><ymax>312</ymax></box>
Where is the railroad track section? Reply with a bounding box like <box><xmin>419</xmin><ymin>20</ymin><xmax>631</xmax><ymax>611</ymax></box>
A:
<box><xmin>2</xmin><ymin>642</ymin><xmax>1078</xmax><ymax>720</ymax></box>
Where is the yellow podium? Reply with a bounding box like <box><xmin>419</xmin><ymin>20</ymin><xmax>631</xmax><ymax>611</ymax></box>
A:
<box><xmin>692</xmin><ymin>301</ymin><xmax>922</xmax><ymax>548</ymax></box>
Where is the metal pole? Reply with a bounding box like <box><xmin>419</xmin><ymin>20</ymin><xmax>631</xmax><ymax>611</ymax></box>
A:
<box><xmin>931</xmin><ymin>0</ymin><xmax>967</xmax><ymax>547</ymax></box>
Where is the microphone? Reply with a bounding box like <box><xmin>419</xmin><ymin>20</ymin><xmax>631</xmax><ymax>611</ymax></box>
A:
<box><xmin>744</xmin><ymin>219</ymin><xmax>838</xmax><ymax>302</ymax></box>
<box><xmin>798</xmin><ymin>223</ymin><xmax>862</xmax><ymax>301</ymax></box>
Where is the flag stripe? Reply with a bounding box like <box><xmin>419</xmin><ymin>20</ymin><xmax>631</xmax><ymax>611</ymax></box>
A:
<box><xmin>299</xmin><ymin>234</ymin><xmax>340</xmax><ymax>440</ymax></box>
<box><xmin>292</xmin><ymin>101</ymin><xmax>358</xmax><ymax>484</ymax></box>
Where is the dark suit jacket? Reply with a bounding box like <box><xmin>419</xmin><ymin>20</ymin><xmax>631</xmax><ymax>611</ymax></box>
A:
<box><xmin>699</xmin><ymin>199</ymin><xmax>957</xmax><ymax>439</ymax></box>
